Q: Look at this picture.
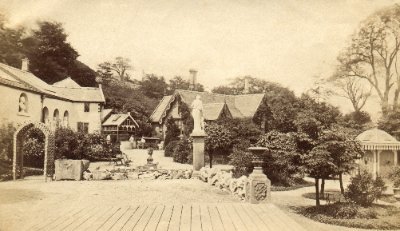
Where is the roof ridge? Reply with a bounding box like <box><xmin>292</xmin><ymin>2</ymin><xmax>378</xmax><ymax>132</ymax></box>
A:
<box><xmin>0</xmin><ymin>64</ymin><xmax>43</xmax><ymax>93</ymax></box>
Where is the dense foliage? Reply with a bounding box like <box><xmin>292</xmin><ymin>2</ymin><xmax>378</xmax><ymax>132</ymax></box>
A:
<box><xmin>205</xmin><ymin>123</ymin><xmax>233</xmax><ymax>167</ymax></box>
<box><xmin>55</xmin><ymin>127</ymin><xmax>112</xmax><ymax>161</ymax></box>
<box><xmin>389</xmin><ymin>166</ymin><xmax>400</xmax><ymax>188</ymax></box>
<box><xmin>0</xmin><ymin>123</ymin><xmax>15</xmax><ymax>161</ymax></box>
<box><xmin>256</xmin><ymin>131</ymin><xmax>304</xmax><ymax>185</ymax></box>
<box><xmin>164</xmin><ymin>118</ymin><xmax>181</xmax><ymax>147</ymax></box>
<box><xmin>172</xmin><ymin>138</ymin><xmax>192</xmax><ymax>164</ymax></box>
<box><xmin>345</xmin><ymin>170</ymin><xmax>386</xmax><ymax>207</ymax></box>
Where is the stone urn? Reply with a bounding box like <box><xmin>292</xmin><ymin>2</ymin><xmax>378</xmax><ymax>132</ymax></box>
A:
<box><xmin>245</xmin><ymin>147</ymin><xmax>271</xmax><ymax>204</ymax></box>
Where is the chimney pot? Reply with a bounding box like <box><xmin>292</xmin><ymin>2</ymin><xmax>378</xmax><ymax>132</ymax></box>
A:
<box><xmin>243</xmin><ymin>76</ymin><xmax>250</xmax><ymax>94</ymax></box>
<box><xmin>21</xmin><ymin>58</ymin><xmax>29</xmax><ymax>72</ymax></box>
<box><xmin>189</xmin><ymin>69</ymin><xmax>197</xmax><ymax>91</ymax></box>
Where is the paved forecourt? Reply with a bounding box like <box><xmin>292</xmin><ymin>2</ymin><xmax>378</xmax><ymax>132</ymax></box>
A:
<box><xmin>21</xmin><ymin>203</ymin><xmax>306</xmax><ymax>231</ymax></box>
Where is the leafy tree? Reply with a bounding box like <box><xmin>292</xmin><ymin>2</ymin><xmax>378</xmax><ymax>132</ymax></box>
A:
<box><xmin>97</xmin><ymin>57</ymin><xmax>132</xmax><ymax>81</ymax></box>
<box><xmin>211</xmin><ymin>85</ymin><xmax>237</xmax><ymax>95</ymax></box>
<box><xmin>23</xmin><ymin>21</ymin><xmax>79</xmax><ymax>84</ymax></box>
<box><xmin>335</xmin><ymin>4</ymin><xmax>400</xmax><ymax>114</ymax></box>
<box><xmin>141</xmin><ymin>74</ymin><xmax>167</xmax><ymax>99</ymax></box>
<box><xmin>303</xmin><ymin>145</ymin><xmax>336</xmax><ymax>206</ymax></box>
<box><xmin>22</xmin><ymin>127</ymin><xmax>45</xmax><ymax>168</ymax></box>
<box><xmin>172</xmin><ymin>138</ymin><xmax>192</xmax><ymax>164</ymax></box>
<box><xmin>341</xmin><ymin>111</ymin><xmax>372</xmax><ymax>130</ymax></box>
<box><xmin>318</xmin><ymin>128</ymin><xmax>363</xmax><ymax>194</ymax></box>
<box><xmin>205</xmin><ymin>123</ymin><xmax>233</xmax><ymax>168</ymax></box>
<box><xmin>378</xmin><ymin>109</ymin><xmax>400</xmax><ymax>135</ymax></box>
<box><xmin>0</xmin><ymin>14</ymin><xmax>25</xmax><ymax>67</ymax></box>
<box><xmin>257</xmin><ymin>131</ymin><xmax>304</xmax><ymax>185</ymax></box>
<box><xmin>167</xmin><ymin>76</ymin><xmax>204</xmax><ymax>94</ymax></box>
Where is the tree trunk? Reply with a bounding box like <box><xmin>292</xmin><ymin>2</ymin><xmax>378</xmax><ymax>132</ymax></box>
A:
<box><xmin>394</xmin><ymin>88</ymin><xmax>400</xmax><ymax>111</ymax></box>
<box><xmin>320</xmin><ymin>178</ymin><xmax>325</xmax><ymax>199</ymax></box>
<box><xmin>315</xmin><ymin>178</ymin><xmax>320</xmax><ymax>207</ymax></box>
<box><xmin>209</xmin><ymin>153</ymin><xmax>213</xmax><ymax>168</ymax></box>
<box><xmin>339</xmin><ymin>173</ymin><xmax>345</xmax><ymax>195</ymax></box>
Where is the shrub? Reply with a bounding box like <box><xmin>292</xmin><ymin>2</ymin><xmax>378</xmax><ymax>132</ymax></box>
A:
<box><xmin>55</xmin><ymin>127</ymin><xmax>79</xmax><ymax>159</ymax></box>
<box><xmin>21</xmin><ymin>127</ymin><xmax>45</xmax><ymax>168</ymax></box>
<box><xmin>0</xmin><ymin>123</ymin><xmax>15</xmax><ymax>161</ymax></box>
<box><xmin>172</xmin><ymin>138</ymin><xmax>192</xmax><ymax>164</ymax></box>
<box><xmin>345</xmin><ymin>170</ymin><xmax>386</xmax><ymax>207</ymax></box>
<box><xmin>229</xmin><ymin>140</ymin><xmax>253</xmax><ymax>177</ymax></box>
<box><xmin>389</xmin><ymin>166</ymin><xmax>400</xmax><ymax>188</ymax></box>
<box><xmin>164</xmin><ymin>140</ymin><xmax>178</xmax><ymax>157</ymax></box>
<box><xmin>257</xmin><ymin>130</ymin><xmax>304</xmax><ymax>186</ymax></box>
<box><xmin>205</xmin><ymin>123</ymin><xmax>233</xmax><ymax>167</ymax></box>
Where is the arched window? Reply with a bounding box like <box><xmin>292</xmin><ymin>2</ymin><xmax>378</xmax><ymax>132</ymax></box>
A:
<box><xmin>42</xmin><ymin>107</ymin><xmax>49</xmax><ymax>124</ymax></box>
<box><xmin>53</xmin><ymin>109</ymin><xmax>60</xmax><ymax>127</ymax></box>
<box><xmin>18</xmin><ymin>93</ymin><xmax>28</xmax><ymax>113</ymax></box>
<box><xmin>63</xmin><ymin>111</ymin><xmax>69</xmax><ymax>127</ymax></box>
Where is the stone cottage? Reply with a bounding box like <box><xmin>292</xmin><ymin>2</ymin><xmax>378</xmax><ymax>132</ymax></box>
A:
<box><xmin>149</xmin><ymin>89</ymin><xmax>266</xmax><ymax>139</ymax></box>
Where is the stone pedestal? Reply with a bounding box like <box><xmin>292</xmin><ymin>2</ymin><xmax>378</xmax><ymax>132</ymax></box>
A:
<box><xmin>245</xmin><ymin>147</ymin><xmax>271</xmax><ymax>204</ymax></box>
<box><xmin>191</xmin><ymin>130</ymin><xmax>206</xmax><ymax>171</ymax></box>
<box><xmin>245</xmin><ymin>167</ymin><xmax>271</xmax><ymax>203</ymax></box>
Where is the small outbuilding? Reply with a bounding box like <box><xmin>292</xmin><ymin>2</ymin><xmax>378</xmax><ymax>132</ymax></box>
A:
<box><xmin>102</xmin><ymin>113</ymin><xmax>139</xmax><ymax>142</ymax></box>
<box><xmin>356</xmin><ymin>128</ymin><xmax>400</xmax><ymax>178</ymax></box>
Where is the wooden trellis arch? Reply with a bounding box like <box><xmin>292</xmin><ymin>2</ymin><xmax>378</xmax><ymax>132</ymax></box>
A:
<box><xmin>13</xmin><ymin>121</ymin><xmax>55</xmax><ymax>182</ymax></box>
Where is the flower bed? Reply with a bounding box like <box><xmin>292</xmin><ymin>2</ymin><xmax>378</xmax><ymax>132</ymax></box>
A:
<box><xmin>300</xmin><ymin>203</ymin><xmax>400</xmax><ymax>230</ymax></box>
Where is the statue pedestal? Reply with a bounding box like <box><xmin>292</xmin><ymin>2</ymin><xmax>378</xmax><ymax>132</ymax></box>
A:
<box><xmin>245</xmin><ymin>167</ymin><xmax>271</xmax><ymax>204</ymax></box>
<box><xmin>245</xmin><ymin>147</ymin><xmax>271</xmax><ymax>204</ymax></box>
<box><xmin>191</xmin><ymin>130</ymin><xmax>206</xmax><ymax>171</ymax></box>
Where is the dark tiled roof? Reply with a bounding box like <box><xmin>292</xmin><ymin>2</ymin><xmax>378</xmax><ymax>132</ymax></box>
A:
<box><xmin>150</xmin><ymin>89</ymin><xmax>265</xmax><ymax>123</ymax></box>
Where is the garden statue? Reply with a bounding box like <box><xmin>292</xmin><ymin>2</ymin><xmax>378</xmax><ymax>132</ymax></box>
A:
<box><xmin>191</xmin><ymin>95</ymin><xmax>206</xmax><ymax>172</ymax></box>
<box><xmin>191</xmin><ymin>95</ymin><xmax>204</xmax><ymax>133</ymax></box>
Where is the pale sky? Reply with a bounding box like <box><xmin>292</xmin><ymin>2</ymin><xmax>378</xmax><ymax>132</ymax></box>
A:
<box><xmin>0</xmin><ymin>0</ymin><xmax>397</xmax><ymax>117</ymax></box>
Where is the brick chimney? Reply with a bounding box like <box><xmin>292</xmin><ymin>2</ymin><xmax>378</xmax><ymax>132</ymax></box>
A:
<box><xmin>243</xmin><ymin>76</ymin><xmax>250</xmax><ymax>94</ymax></box>
<box><xmin>21</xmin><ymin>58</ymin><xmax>29</xmax><ymax>72</ymax></box>
<box><xmin>189</xmin><ymin>69</ymin><xmax>197</xmax><ymax>91</ymax></box>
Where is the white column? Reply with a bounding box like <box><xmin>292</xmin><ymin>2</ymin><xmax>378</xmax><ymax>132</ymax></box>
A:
<box><xmin>373</xmin><ymin>150</ymin><xmax>377</xmax><ymax>179</ymax></box>
<box><xmin>377</xmin><ymin>150</ymin><xmax>382</xmax><ymax>178</ymax></box>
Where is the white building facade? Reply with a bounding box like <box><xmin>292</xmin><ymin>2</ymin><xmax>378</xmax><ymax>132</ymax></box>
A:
<box><xmin>0</xmin><ymin>61</ymin><xmax>105</xmax><ymax>133</ymax></box>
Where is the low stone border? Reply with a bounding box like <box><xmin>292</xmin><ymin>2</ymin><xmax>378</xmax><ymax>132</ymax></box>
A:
<box><xmin>83</xmin><ymin>168</ymin><xmax>193</xmax><ymax>180</ymax></box>
<box><xmin>197</xmin><ymin>167</ymin><xmax>248</xmax><ymax>200</ymax></box>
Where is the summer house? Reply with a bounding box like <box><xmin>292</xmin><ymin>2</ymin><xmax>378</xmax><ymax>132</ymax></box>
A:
<box><xmin>102</xmin><ymin>113</ymin><xmax>139</xmax><ymax>142</ymax></box>
<box><xmin>356</xmin><ymin>128</ymin><xmax>400</xmax><ymax>178</ymax></box>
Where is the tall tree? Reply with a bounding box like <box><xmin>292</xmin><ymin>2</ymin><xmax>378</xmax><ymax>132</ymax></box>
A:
<box><xmin>0</xmin><ymin>13</ymin><xmax>25</xmax><ymax>67</ymax></box>
<box><xmin>336</xmin><ymin>5</ymin><xmax>400</xmax><ymax>114</ymax></box>
<box><xmin>141</xmin><ymin>74</ymin><xmax>167</xmax><ymax>99</ymax></box>
<box><xmin>167</xmin><ymin>76</ymin><xmax>204</xmax><ymax>94</ymax></box>
<box><xmin>97</xmin><ymin>57</ymin><xmax>132</xmax><ymax>82</ymax></box>
<box><xmin>23</xmin><ymin>21</ymin><xmax>79</xmax><ymax>84</ymax></box>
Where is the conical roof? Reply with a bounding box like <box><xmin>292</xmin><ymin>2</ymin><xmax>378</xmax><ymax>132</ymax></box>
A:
<box><xmin>356</xmin><ymin>128</ymin><xmax>400</xmax><ymax>150</ymax></box>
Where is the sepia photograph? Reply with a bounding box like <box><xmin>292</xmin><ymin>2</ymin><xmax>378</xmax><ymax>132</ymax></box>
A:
<box><xmin>0</xmin><ymin>0</ymin><xmax>400</xmax><ymax>230</ymax></box>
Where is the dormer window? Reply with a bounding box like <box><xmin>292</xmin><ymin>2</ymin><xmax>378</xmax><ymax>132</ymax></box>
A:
<box><xmin>18</xmin><ymin>93</ymin><xmax>28</xmax><ymax>113</ymax></box>
<box><xmin>84</xmin><ymin>103</ymin><xmax>90</xmax><ymax>112</ymax></box>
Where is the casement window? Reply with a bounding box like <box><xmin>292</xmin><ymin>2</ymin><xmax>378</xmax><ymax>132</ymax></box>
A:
<box><xmin>77</xmin><ymin>122</ymin><xmax>89</xmax><ymax>133</ymax></box>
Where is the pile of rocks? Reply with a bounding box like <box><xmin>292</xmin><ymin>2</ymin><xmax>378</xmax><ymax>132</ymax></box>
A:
<box><xmin>82</xmin><ymin>168</ymin><xmax>193</xmax><ymax>181</ymax></box>
<box><xmin>197</xmin><ymin>167</ymin><xmax>248</xmax><ymax>200</ymax></box>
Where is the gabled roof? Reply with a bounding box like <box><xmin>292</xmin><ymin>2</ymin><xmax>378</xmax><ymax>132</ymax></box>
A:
<box><xmin>203</xmin><ymin>103</ymin><xmax>227</xmax><ymax>121</ymax></box>
<box><xmin>101</xmin><ymin>109</ymin><xmax>113</xmax><ymax>122</ymax></box>
<box><xmin>53</xmin><ymin>77</ymin><xmax>81</xmax><ymax>88</ymax></box>
<box><xmin>356</xmin><ymin>128</ymin><xmax>400</xmax><ymax>150</ymax></box>
<box><xmin>150</xmin><ymin>89</ymin><xmax>265</xmax><ymax>124</ymax></box>
<box><xmin>0</xmin><ymin>62</ymin><xmax>105</xmax><ymax>103</ymax></box>
<box><xmin>102</xmin><ymin>114</ymin><xmax>139</xmax><ymax>127</ymax></box>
